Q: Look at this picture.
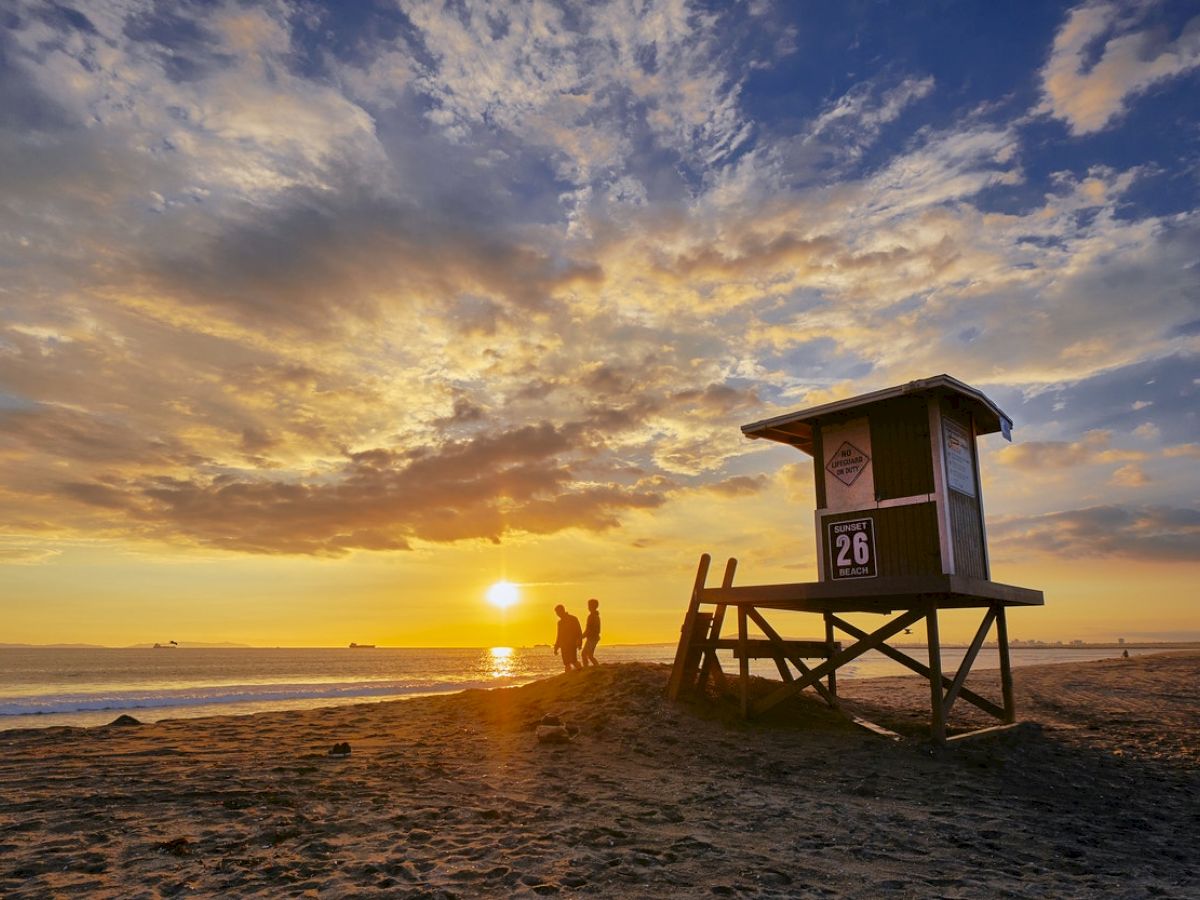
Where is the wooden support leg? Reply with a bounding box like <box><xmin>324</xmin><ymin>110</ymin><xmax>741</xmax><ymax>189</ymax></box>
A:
<box><xmin>995</xmin><ymin>604</ymin><xmax>1016</xmax><ymax>724</ymax></box>
<box><xmin>823</xmin><ymin>611</ymin><xmax>838</xmax><ymax>707</ymax></box>
<box><xmin>697</xmin><ymin>558</ymin><xmax>736</xmax><ymax>694</ymax></box>
<box><xmin>942</xmin><ymin>607</ymin><xmax>996</xmax><ymax>718</ymax></box>
<box><xmin>666</xmin><ymin>554</ymin><xmax>711</xmax><ymax>701</ymax></box>
<box><xmin>685</xmin><ymin>612</ymin><xmax>712</xmax><ymax>689</ymax></box>
<box><xmin>926</xmin><ymin>604</ymin><xmax>946</xmax><ymax>744</ymax></box>
<box><xmin>738</xmin><ymin>606</ymin><xmax>750</xmax><ymax>718</ymax></box>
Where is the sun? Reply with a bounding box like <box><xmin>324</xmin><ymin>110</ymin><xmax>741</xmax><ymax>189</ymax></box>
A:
<box><xmin>486</xmin><ymin>580</ymin><xmax>519</xmax><ymax>609</ymax></box>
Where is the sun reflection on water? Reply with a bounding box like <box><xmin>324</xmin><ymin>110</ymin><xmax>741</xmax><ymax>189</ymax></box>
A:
<box><xmin>488</xmin><ymin>646</ymin><xmax>514</xmax><ymax>679</ymax></box>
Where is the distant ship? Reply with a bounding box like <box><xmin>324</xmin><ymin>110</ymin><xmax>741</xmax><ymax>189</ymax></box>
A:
<box><xmin>153</xmin><ymin>641</ymin><xmax>179</xmax><ymax>649</ymax></box>
<box><xmin>348</xmin><ymin>642</ymin><xmax>376</xmax><ymax>649</ymax></box>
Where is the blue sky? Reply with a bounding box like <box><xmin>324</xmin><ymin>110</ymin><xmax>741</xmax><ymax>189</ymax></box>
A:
<box><xmin>0</xmin><ymin>1</ymin><xmax>1197</xmax><ymax>643</ymax></box>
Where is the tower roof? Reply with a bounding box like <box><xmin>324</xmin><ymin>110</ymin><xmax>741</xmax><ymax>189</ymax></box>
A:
<box><xmin>741</xmin><ymin>374</ymin><xmax>1013</xmax><ymax>456</ymax></box>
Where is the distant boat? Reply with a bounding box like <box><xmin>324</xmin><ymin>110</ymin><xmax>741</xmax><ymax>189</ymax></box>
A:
<box><xmin>348</xmin><ymin>642</ymin><xmax>376</xmax><ymax>649</ymax></box>
<box><xmin>153</xmin><ymin>641</ymin><xmax>179</xmax><ymax>649</ymax></box>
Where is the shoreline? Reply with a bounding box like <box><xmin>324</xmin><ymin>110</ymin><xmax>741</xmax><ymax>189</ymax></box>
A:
<box><xmin>0</xmin><ymin>644</ymin><xmax>1171</xmax><ymax>733</ymax></box>
<box><xmin>3</xmin><ymin>640</ymin><xmax>1197</xmax><ymax>650</ymax></box>
<box><xmin>1</xmin><ymin>652</ymin><xmax>1196</xmax><ymax>897</ymax></box>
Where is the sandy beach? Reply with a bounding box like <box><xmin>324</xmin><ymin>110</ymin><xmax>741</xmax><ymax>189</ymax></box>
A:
<box><xmin>1</xmin><ymin>652</ymin><xmax>1196</xmax><ymax>898</ymax></box>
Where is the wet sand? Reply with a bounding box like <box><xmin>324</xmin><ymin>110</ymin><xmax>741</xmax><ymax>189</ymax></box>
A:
<box><xmin>1</xmin><ymin>652</ymin><xmax>1196</xmax><ymax>898</ymax></box>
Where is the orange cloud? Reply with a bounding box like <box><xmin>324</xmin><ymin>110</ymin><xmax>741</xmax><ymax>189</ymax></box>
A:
<box><xmin>1109</xmin><ymin>464</ymin><xmax>1150</xmax><ymax>487</ymax></box>
<box><xmin>990</xmin><ymin>505</ymin><xmax>1199</xmax><ymax>563</ymax></box>
<box><xmin>1038</xmin><ymin>2</ymin><xmax>1200</xmax><ymax>135</ymax></box>
<box><xmin>45</xmin><ymin>419</ymin><xmax>670</xmax><ymax>556</ymax></box>
<box><xmin>997</xmin><ymin>430</ymin><xmax>1145</xmax><ymax>471</ymax></box>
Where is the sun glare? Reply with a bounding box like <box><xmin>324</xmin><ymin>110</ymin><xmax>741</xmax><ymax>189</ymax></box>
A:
<box><xmin>486</xmin><ymin>580</ymin><xmax>519</xmax><ymax>609</ymax></box>
<box><xmin>488</xmin><ymin>646</ymin><xmax>515</xmax><ymax>678</ymax></box>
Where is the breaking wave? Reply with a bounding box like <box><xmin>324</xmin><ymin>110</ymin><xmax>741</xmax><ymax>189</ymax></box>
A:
<box><xmin>0</xmin><ymin>677</ymin><xmax>516</xmax><ymax>718</ymax></box>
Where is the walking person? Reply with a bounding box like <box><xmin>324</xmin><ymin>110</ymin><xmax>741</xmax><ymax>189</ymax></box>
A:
<box><xmin>552</xmin><ymin>604</ymin><xmax>583</xmax><ymax>672</ymax></box>
<box><xmin>581</xmin><ymin>598</ymin><xmax>601</xmax><ymax>667</ymax></box>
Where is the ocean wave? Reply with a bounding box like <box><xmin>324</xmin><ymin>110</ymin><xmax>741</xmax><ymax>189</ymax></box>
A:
<box><xmin>0</xmin><ymin>677</ymin><xmax>521</xmax><ymax>717</ymax></box>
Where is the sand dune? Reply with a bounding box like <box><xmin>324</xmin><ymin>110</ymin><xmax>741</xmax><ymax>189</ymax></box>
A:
<box><xmin>1</xmin><ymin>652</ymin><xmax>1196</xmax><ymax>897</ymax></box>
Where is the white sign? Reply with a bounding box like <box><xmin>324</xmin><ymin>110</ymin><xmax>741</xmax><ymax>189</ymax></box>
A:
<box><xmin>826</xmin><ymin>441</ymin><xmax>870</xmax><ymax>487</ymax></box>
<box><xmin>821</xmin><ymin>417</ymin><xmax>874</xmax><ymax>512</ymax></box>
<box><xmin>943</xmin><ymin>418</ymin><xmax>976</xmax><ymax>496</ymax></box>
<box><xmin>827</xmin><ymin>517</ymin><xmax>877</xmax><ymax>580</ymax></box>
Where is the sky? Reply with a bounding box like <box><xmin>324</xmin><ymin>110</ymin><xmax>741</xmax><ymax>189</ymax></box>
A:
<box><xmin>1</xmin><ymin>0</ymin><xmax>1197</xmax><ymax>647</ymax></box>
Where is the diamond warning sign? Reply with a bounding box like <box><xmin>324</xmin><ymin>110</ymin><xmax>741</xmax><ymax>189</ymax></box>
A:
<box><xmin>826</xmin><ymin>441</ymin><xmax>870</xmax><ymax>487</ymax></box>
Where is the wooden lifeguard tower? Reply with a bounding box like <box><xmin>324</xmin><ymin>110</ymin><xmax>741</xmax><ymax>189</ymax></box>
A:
<box><xmin>667</xmin><ymin>375</ymin><xmax>1044</xmax><ymax>743</ymax></box>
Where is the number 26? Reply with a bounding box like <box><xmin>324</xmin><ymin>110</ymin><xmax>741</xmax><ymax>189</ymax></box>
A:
<box><xmin>835</xmin><ymin>531</ymin><xmax>870</xmax><ymax>566</ymax></box>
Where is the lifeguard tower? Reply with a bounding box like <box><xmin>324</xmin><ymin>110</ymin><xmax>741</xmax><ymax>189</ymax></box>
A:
<box><xmin>666</xmin><ymin>375</ymin><xmax>1043</xmax><ymax>743</ymax></box>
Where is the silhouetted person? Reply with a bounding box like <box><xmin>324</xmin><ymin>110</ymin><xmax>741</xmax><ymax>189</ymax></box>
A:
<box><xmin>581</xmin><ymin>598</ymin><xmax>601</xmax><ymax>667</ymax></box>
<box><xmin>1122</xmin><ymin>649</ymin><xmax>1130</xmax><ymax>659</ymax></box>
<box><xmin>553</xmin><ymin>604</ymin><xmax>583</xmax><ymax>672</ymax></box>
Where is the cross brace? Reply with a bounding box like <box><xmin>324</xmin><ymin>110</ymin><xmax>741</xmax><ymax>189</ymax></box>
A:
<box><xmin>667</xmin><ymin>555</ymin><xmax>1022</xmax><ymax>742</ymax></box>
<box><xmin>827</xmin><ymin>612</ymin><xmax>1005</xmax><ymax>720</ymax></box>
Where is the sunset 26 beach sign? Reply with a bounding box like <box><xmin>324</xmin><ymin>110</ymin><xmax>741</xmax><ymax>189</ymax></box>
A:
<box><xmin>827</xmin><ymin>517</ymin><xmax>877</xmax><ymax>580</ymax></box>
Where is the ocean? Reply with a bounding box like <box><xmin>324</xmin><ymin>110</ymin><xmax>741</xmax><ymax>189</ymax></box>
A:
<box><xmin>0</xmin><ymin>644</ymin><xmax>1155</xmax><ymax>731</ymax></box>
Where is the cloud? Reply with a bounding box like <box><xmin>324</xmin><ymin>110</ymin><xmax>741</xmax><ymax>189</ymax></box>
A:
<box><xmin>703</xmin><ymin>474</ymin><xmax>769</xmax><ymax>497</ymax></box>
<box><xmin>1006</xmin><ymin>355</ymin><xmax>1199</xmax><ymax>446</ymax></box>
<box><xmin>996</xmin><ymin>429</ymin><xmax>1144</xmax><ymax>470</ymax></box>
<box><xmin>136</xmin><ymin>184</ymin><xmax>605</xmax><ymax>337</ymax></box>
<box><xmin>0</xmin><ymin>402</ymin><xmax>195</xmax><ymax>466</ymax></box>
<box><xmin>1038</xmin><ymin>1</ymin><xmax>1200</xmax><ymax>135</ymax></box>
<box><xmin>0</xmin><ymin>0</ymin><xmax>1196</xmax><ymax>570</ymax></box>
<box><xmin>50</xmin><ymin>419</ymin><xmax>669</xmax><ymax>556</ymax></box>
<box><xmin>1109</xmin><ymin>463</ymin><xmax>1150</xmax><ymax>487</ymax></box>
<box><xmin>401</xmin><ymin>0</ymin><xmax>751</xmax><ymax>190</ymax></box>
<box><xmin>1132</xmin><ymin>422</ymin><xmax>1160</xmax><ymax>440</ymax></box>
<box><xmin>801</xmin><ymin>75</ymin><xmax>935</xmax><ymax>169</ymax></box>
<box><xmin>0</xmin><ymin>542</ymin><xmax>61</xmax><ymax>565</ymax></box>
<box><xmin>6</xmin><ymin>0</ymin><xmax>387</xmax><ymax>195</ymax></box>
<box><xmin>990</xmin><ymin>504</ymin><xmax>1200</xmax><ymax>562</ymax></box>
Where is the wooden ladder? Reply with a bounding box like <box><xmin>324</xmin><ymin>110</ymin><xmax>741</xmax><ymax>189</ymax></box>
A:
<box><xmin>666</xmin><ymin>554</ymin><xmax>736</xmax><ymax>701</ymax></box>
